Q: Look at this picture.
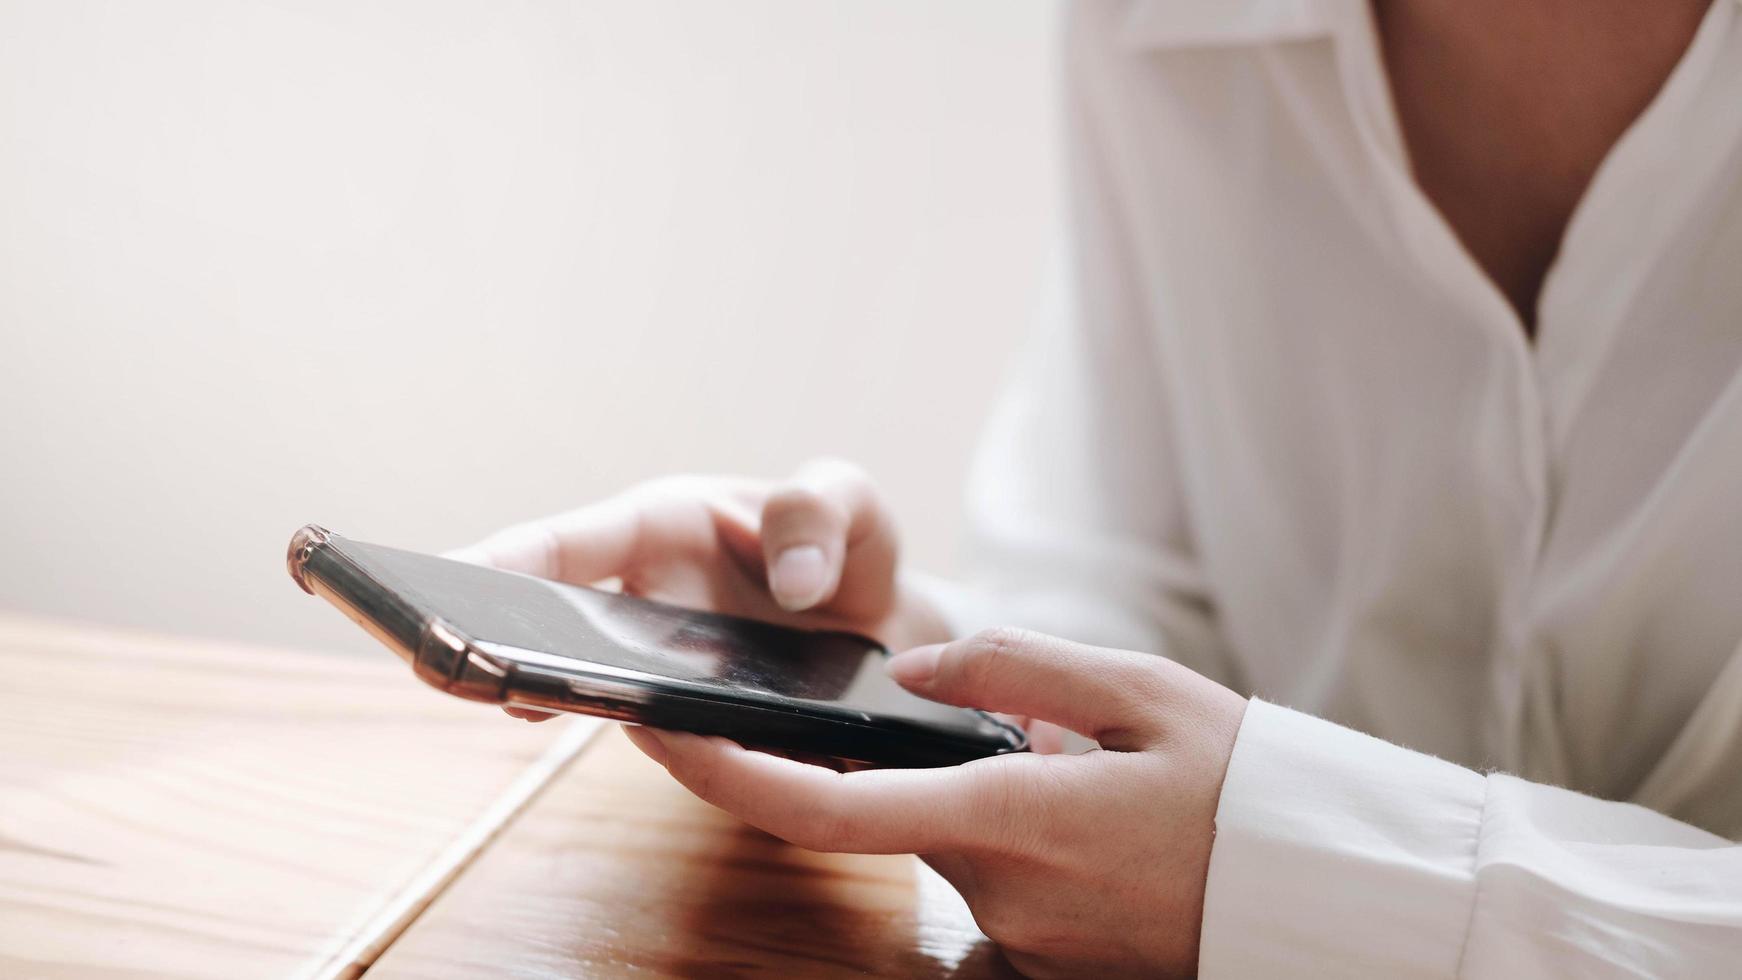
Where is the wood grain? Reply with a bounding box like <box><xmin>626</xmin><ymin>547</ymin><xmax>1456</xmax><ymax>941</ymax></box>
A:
<box><xmin>367</xmin><ymin>726</ymin><xmax>1019</xmax><ymax>980</ymax></box>
<box><xmin>0</xmin><ymin>615</ymin><xmax>599</xmax><ymax>979</ymax></box>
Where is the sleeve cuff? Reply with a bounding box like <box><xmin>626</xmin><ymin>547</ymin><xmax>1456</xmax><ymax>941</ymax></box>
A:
<box><xmin>1198</xmin><ymin>699</ymin><xmax>1489</xmax><ymax>979</ymax></box>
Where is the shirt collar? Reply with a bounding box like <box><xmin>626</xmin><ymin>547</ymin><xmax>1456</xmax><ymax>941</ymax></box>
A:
<box><xmin>1117</xmin><ymin>0</ymin><xmax>1351</xmax><ymax>50</ymax></box>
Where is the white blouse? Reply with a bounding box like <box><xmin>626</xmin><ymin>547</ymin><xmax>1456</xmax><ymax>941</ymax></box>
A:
<box><xmin>935</xmin><ymin>0</ymin><xmax>1742</xmax><ymax>974</ymax></box>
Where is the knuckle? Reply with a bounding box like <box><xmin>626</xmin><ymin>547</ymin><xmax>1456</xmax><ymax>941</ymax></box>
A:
<box><xmin>804</xmin><ymin>809</ymin><xmax>852</xmax><ymax>855</ymax></box>
<box><xmin>790</xmin><ymin>776</ymin><xmax>856</xmax><ymax>852</ymax></box>
<box><xmin>621</xmin><ymin>479</ymin><xmax>700</xmax><ymax>528</ymax></box>
<box><xmin>677</xmin><ymin>755</ymin><xmax>723</xmax><ymax>809</ymax></box>
<box><xmin>1115</xmin><ymin>650</ymin><xmax>1180</xmax><ymax>709</ymax></box>
<box><xmin>763</xmin><ymin>483</ymin><xmax>824</xmax><ymax>514</ymax></box>
<box><xmin>1084</xmin><ymin>652</ymin><xmax>1177</xmax><ymax>747</ymax></box>
<box><xmin>962</xmin><ymin>626</ymin><xmax>1003</xmax><ymax>657</ymax></box>
<box><xmin>967</xmin><ymin>625</ymin><xmax>1038</xmax><ymax>655</ymax></box>
<box><xmin>796</xmin><ymin>458</ymin><xmax>887</xmax><ymax>516</ymax></box>
<box><xmin>957</xmin><ymin>626</ymin><xmax>1035</xmax><ymax>683</ymax></box>
<box><xmin>763</xmin><ymin>485</ymin><xmax>848</xmax><ymax>533</ymax></box>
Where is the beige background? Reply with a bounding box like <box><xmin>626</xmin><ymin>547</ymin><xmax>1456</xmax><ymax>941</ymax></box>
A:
<box><xmin>0</xmin><ymin>0</ymin><xmax>1061</xmax><ymax>655</ymax></box>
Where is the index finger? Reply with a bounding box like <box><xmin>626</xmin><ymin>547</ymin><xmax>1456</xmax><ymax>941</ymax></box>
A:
<box><xmin>624</xmin><ymin>726</ymin><xmax>1009</xmax><ymax>855</ymax></box>
<box><xmin>444</xmin><ymin>495</ymin><xmax>643</xmax><ymax>583</ymax></box>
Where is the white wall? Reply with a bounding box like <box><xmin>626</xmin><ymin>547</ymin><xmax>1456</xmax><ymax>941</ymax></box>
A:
<box><xmin>0</xmin><ymin>1</ymin><xmax>1061</xmax><ymax>656</ymax></box>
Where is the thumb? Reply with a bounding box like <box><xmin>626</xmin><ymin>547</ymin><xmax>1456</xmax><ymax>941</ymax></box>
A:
<box><xmin>887</xmin><ymin>628</ymin><xmax>1170</xmax><ymax>751</ymax></box>
<box><xmin>759</xmin><ymin>459</ymin><xmax>897</xmax><ymax>617</ymax></box>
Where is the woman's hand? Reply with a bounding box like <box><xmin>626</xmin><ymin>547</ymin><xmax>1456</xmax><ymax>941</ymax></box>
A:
<box><xmin>449</xmin><ymin>459</ymin><xmax>952</xmax><ymax>718</ymax></box>
<box><xmin>623</xmin><ymin>628</ymin><xmax>1248</xmax><ymax>979</ymax></box>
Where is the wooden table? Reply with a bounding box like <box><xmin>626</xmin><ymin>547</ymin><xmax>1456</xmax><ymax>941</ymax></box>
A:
<box><xmin>0</xmin><ymin>616</ymin><xmax>1012</xmax><ymax>978</ymax></box>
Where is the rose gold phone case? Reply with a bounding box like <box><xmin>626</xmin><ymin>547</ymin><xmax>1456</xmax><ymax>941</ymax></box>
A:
<box><xmin>288</xmin><ymin>524</ymin><xmax>1028</xmax><ymax>766</ymax></box>
<box><xmin>287</xmin><ymin>524</ymin><xmax>522</xmax><ymax>705</ymax></box>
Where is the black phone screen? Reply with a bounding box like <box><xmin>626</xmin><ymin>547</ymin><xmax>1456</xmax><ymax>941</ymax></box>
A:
<box><xmin>336</xmin><ymin>538</ymin><xmax>1009</xmax><ymax>745</ymax></box>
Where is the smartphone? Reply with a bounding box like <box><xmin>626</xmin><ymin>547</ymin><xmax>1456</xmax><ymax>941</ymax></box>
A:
<box><xmin>286</xmin><ymin>525</ymin><xmax>1026</xmax><ymax>767</ymax></box>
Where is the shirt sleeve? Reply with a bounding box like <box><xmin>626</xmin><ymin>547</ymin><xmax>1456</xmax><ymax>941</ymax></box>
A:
<box><xmin>1199</xmin><ymin>699</ymin><xmax>1742</xmax><ymax>978</ymax></box>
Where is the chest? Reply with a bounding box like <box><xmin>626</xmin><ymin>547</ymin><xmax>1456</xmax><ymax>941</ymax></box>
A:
<box><xmin>1098</xmin><ymin>25</ymin><xmax>1742</xmax><ymax>798</ymax></box>
<box><xmin>1372</xmin><ymin>0</ymin><xmax>1712</xmax><ymax>331</ymax></box>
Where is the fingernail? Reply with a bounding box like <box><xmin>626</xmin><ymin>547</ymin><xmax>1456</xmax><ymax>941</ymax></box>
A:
<box><xmin>770</xmin><ymin>544</ymin><xmax>829</xmax><ymax>610</ymax></box>
<box><xmin>886</xmin><ymin>644</ymin><xmax>942</xmax><ymax>685</ymax></box>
